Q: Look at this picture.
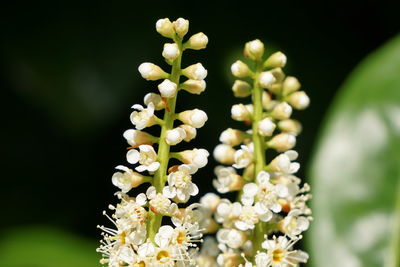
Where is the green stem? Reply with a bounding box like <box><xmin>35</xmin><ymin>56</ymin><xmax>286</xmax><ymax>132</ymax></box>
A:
<box><xmin>146</xmin><ymin>38</ymin><xmax>183</xmax><ymax>242</ymax></box>
<box><xmin>251</xmin><ymin>60</ymin><xmax>267</xmax><ymax>255</ymax></box>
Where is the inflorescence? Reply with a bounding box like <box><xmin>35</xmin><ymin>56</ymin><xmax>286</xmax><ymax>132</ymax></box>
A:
<box><xmin>97</xmin><ymin>17</ymin><xmax>210</xmax><ymax>267</ymax></box>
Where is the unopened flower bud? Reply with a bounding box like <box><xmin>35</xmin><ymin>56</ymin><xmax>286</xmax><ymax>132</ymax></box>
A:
<box><xmin>162</xmin><ymin>43</ymin><xmax>180</xmax><ymax>61</ymax></box>
<box><xmin>158</xmin><ymin>79</ymin><xmax>177</xmax><ymax>98</ymax></box>
<box><xmin>178</xmin><ymin>124</ymin><xmax>197</xmax><ymax>142</ymax></box>
<box><xmin>156</xmin><ymin>18</ymin><xmax>175</xmax><ymax>38</ymax></box>
<box><xmin>259</xmin><ymin>71</ymin><xmax>276</xmax><ymax>88</ymax></box>
<box><xmin>268</xmin><ymin>133</ymin><xmax>296</xmax><ymax>152</ymax></box>
<box><xmin>219</xmin><ymin>128</ymin><xmax>246</xmax><ymax>146</ymax></box>
<box><xmin>283</xmin><ymin>76</ymin><xmax>301</xmax><ymax>94</ymax></box>
<box><xmin>144</xmin><ymin>93</ymin><xmax>165</xmax><ymax>110</ymax></box>
<box><xmin>185</xmin><ymin>32</ymin><xmax>208</xmax><ymax>50</ymax></box>
<box><xmin>173</xmin><ymin>18</ymin><xmax>189</xmax><ymax>38</ymax></box>
<box><xmin>262</xmin><ymin>91</ymin><xmax>273</xmax><ymax>110</ymax></box>
<box><xmin>213</xmin><ymin>144</ymin><xmax>236</xmax><ymax>164</ymax></box>
<box><xmin>278</xmin><ymin>119</ymin><xmax>302</xmax><ymax>135</ymax></box>
<box><xmin>231</xmin><ymin>60</ymin><xmax>251</xmax><ymax>78</ymax></box>
<box><xmin>271</xmin><ymin>102</ymin><xmax>292</xmax><ymax>120</ymax></box>
<box><xmin>232</xmin><ymin>80</ymin><xmax>252</xmax><ymax>98</ymax></box>
<box><xmin>178</xmin><ymin>109</ymin><xmax>208</xmax><ymax>128</ymax></box>
<box><xmin>244</xmin><ymin>39</ymin><xmax>265</xmax><ymax>60</ymax></box>
<box><xmin>180</xmin><ymin>79</ymin><xmax>206</xmax><ymax>94</ymax></box>
<box><xmin>182</xmin><ymin>63</ymin><xmax>208</xmax><ymax>80</ymax></box>
<box><xmin>264</xmin><ymin>51</ymin><xmax>287</xmax><ymax>68</ymax></box>
<box><xmin>258</xmin><ymin>118</ymin><xmax>276</xmax><ymax>136</ymax></box>
<box><xmin>166</xmin><ymin>127</ymin><xmax>187</xmax><ymax>145</ymax></box>
<box><xmin>177</xmin><ymin>148</ymin><xmax>209</xmax><ymax>168</ymax></box>
<box><xmin>138</xmin><ymin>63</ymin><xmax>168</xmax><ymax>81</ymax></box>
<box><xmin>288</xmin><ymin>91</ymin><xmax>310</xmax><ymax>110</ymax></box>
<box><xmin>123</xmin><ymin>129</ymin><xmax>155</xmax><ymax>147</ymax></box>
<box><xmin>231</xmin><ymin>104</ymin><xmax>252</xmax><ymax>122</ymax></box>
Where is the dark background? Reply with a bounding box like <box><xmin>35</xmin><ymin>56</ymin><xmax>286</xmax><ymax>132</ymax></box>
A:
<box><xmin>1</xmin><ymin>0</ymin><xmax>398</xmax><ymax>242</ymax></box>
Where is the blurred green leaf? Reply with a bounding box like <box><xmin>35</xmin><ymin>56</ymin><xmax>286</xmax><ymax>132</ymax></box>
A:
<box><xmin>307</xmin><ymin>35</ymin><xmax>400</xmax><ymax>267</ymax></box>
<box><xmin>0</xmin><ymin>226</ymin><xmax>99</xmax><ymax>267</ymax></box>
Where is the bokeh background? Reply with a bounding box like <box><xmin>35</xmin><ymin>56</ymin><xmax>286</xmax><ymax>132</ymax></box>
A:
<box><xmin>1</xmin><ymin>1</ymin><xmax>399</xmax><ymax>266</ymax></box>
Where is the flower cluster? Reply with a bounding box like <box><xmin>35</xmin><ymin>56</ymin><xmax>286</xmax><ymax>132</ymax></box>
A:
<box><xmin>97</xmin><ymin>18</ymin><xmax>210</xmax><ymax>266</ymax></box>
<box><xmin>198</xmin><ymin>40</ymin><xmax>312</xmax><ymax>266</ymax></box>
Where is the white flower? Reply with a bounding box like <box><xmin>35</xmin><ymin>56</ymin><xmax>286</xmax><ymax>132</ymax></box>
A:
<box><xmin>165</xmin><ymin>127</ymin><xmax>186</xmax><ymax>145</ymax></box>
<box><xmin>130</xmin><ymin>103</ymin><xmax>156</xmax><ymax>130</ymax></box>
<box><xmin>231</xmin><ymin>60</ymin><xmax>251</xmax><ymax>78</ymax></box>
<box><xmin>259</xmin><ymin>71</ymin><xmax>276</xmax><ymax>88</ymax></box>
<box><xmin>186</xmin><ymin>32</ymin><xmax>208</xmax><ymax>50</ymax></box>
<box><xmin>173</xmin><ymin>18</ymin><xmax>189</xmax><ymax>37</ymax></box>
<box><xmin>178</xmin><ymin>124</ymin><xmax>197</xmax><ymax>142</ymax></box>
<box><xmin>200</xmin><ymin>193</ymin><xmax>221</xmax><ymax>212</ymax></box>
<box><xmin>234</xmin><ymin>205</ymin><xmax>260</xmax><ymax>231</ymax></box>
<box><xmin>280</xmin><ymin>209</ymin><xmax>310</xmax><ymax>236</ymax></box>
<box><xmin>213</xmin><ymin>166</ymin><xmax>244</xmax><ymax>193</ymax></box>
<box><xmin>123</xmin><ymin>129</ymin><xmax>154</xmax><ymax>147</ymax></box>
<box><xmin>138</xmin><ymin>62</ymin><xmax>167</xmax><ymax>81</ymax></box>
<box><xmin>156</xmin><ymin>18</ymin><xmax>174</xmax><ymax>38</ymax></box>
<box><xmin>158</xmin><ymin>79</ymin><xmax>177</xmax><ymax>98</ymax></box>
<box><xmin>213</xmin><ymin>144</ymin><xmax>236</xmax><ymax>165</ymax></box>
<box><xmin>217</xmin><ymin>228</ymin><xmax>246</xmax><ymax>249</ymax></box>
<box><xmin>162</xmin><ymin>43</ymin><xmax>180</xmax><ymax>60</ymax></box>
<box><xmin>182</xmin><ymin>63</ymin><xmax>208</xmax><ymax>80</ymax></box>
<box><xmin>166</xmin><ymin>164</ymin><xmax>199</xmax><ymax>202</ymax></box>
<box><xmin>261</xmin><ymin>236</ymin><xmax>308</xmax><ymax>266</ymax></box>
<box><xmin>178</xmin><ymin>148</ymin><xmax>209</xmax><ymax>169</ymax></box>
<box><xmin>178</xmin><ymin>109</ymin><xmax>208</xmax><ymax>128</ymax></box>
<box><xmin>155</xmin><ymin>225</ymin><xmax>174</xmax><ymax>248</ymax></box>
<box><xmin>269</xmin><ymin>150</ymin><xmax>300</xmax><ymax>174</ymax></box>
<box><xmin>233</xmin><ymin>144</ymin><xmax>254</xmax><ymax>169</ymax></box>
<box><xmin>231</xmin><ymin>103</ymin><xmax>252</xmax><ymax>121</ymax></box>
<box><xmin>244</xmin><ymin>39</ymin><xmax>265</xmax><ymax>60</ymax></box>
<box><xmin>271</xmin><ymin>102</ymin><xmax>292</xmax><ymax>120</ymax></box>
<box><xmin>126</xmin><ymin>144</ymin><xmax>160</xmax><ymax>172</ymax></box>
<box><xmin>146</xmin><ymin>186</ymin><xmax>177</xmax><ymax>215</ymax></box>
<box><xmin>288</xmin><ymin>91</ymin><xmax>310</xmax><ymax>110</ymax></box>
<box><xmin>144</xmin><ymin>92</ymin><xmax>165</xmax><ymax>110</ymax></box>
<box><xmin>111</xmin><ymin>165</ymin><xmax>144</xmax><ymax>193</ymax></box>
<box><xmin>258</xmin><ymin>117</ymin><xmax>276</xmax><ymax>136</ymax></box>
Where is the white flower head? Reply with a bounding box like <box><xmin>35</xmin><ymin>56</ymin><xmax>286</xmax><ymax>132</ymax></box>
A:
<box><xmin>178</xmin><ymin>124</ymin><xmax>197</xmax><ymax>142</ymax></box>
<box><xmin>219</xmin><ymin>128</ymin><xmax>245</xmax><ymax>146</ymax></box>
<box><xmin>167</xmin><ymin>164</ymin><xmax>199</xmax><ymax>202</ymax></box>
<box><xmin>200</xmin><ymin>192</ymin><xmax>221</xmax><ymax>212</ymax></box>
<box><xmin>213</xmin><ymin>166</ymin><xmax>244</xmax><ymax>193</ymax></box>
<box><xmin>146</xmin><ymin>186</ymin><xmax>177</xmax><ymax>215</ymax></box>
<box><xmin>244</xmin><ymin>39</ymin><xmax>265</xmax><ymax>60</ymax></box>
<box><xmin>165</xmin><ymin>127</ymin><xmax>186</xmax><ymax>145</ymax></box>
<box><xmin>217</xmin><ymin>228</ymin><xmax>246</xmax><ymax>249</ymax></box>
<box><xmin>162</xmin><ymin>43</ymin><xmax>180</xmax><ymax>60</ymax></box>
<box><xmin>181</xmin><ymin>79</ymin><xmax>207</xmax><ymax>94</ymax></box>
<box><xmin>126</xmin><ymin>144</ymin><xmax>160</xmax><ymax>172</ymax></box>
<box><xmin>178</xmin><ymin>148</ymin><xmax>209</xmax><ymax>169</ymax></box>
<box><xmin>233</xmin><ymin>144</ymin><xmax>254</xmax><ymax>169</ymax></box>
<box><xmin>123</xmin><ymin>129</ymin><xmax>154</xmax><ymax>147</ymax></box>
<box><xmin>111</xmin><ymin>165</ymin><xmax>144</xmax><ymax>193</ymax></box>
<box><xmin>268</xmin><ymin>133</ymin><xmax>296</xmax><ymax>152</ymax></box>
<box><xmin>271</xmin><ymin>102</ymin><xmax>293</xmax><ymax>120</ymax></box>
<box><xmin>288</xmin><ymin>91</ymin><xmax>310</xmax><ymax>110</ymax></box>
<box><xmin>231</xmin><ymin>103</ymin><xmax>252</xmax><ymax>121</ymax></box>
<box><xmin>269</xmin><ymin>150</ymin><xmax>300</xmax><ymax>174</ymax></box>
<box><xmin>178</xmin><ymin>109</ymin><xmax>208</xmax><ymax>128</ymax></box>
<box><xmin>173</xmin><ymin>18</ymin><xmax>189</xmax><ymax>37</ymax></box>
<box><xmin>130</xmin><ymin>103</ymin><xmax>156</xmax><ymax>130</ymax></box>
<box><xmin>158</xmin><ymin>79</ymin><xmax>177</xmax><ymax>98</ymax></box>
<box><xmin>280</xmin><ymin>209</ymin><xmax>311</xmax><ymax>236</ymax></box>
<box><xmin>144</xmin><ymin>92</ymin><xmax>165</xmax><ymax>110</ymax></box>
<box><xmin>261</xmin><ymin>236</ymin><xmax>308</xmax><ymax>266</ymax></box>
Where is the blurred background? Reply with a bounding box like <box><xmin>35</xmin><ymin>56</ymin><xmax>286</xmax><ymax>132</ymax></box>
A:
<box><xmin>1</xmin><ymin>1</ymin><xmax>399</xmax><ymax>266</ymax></box>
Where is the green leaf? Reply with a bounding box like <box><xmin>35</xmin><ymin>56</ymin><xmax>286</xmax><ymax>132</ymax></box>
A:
<box><xmin>307</xmin><ymin>35</ymin><xmax>400</xmax><ymax>267</ymax></box>
<box><xmin>0</xmin><ymin>226</ymin><xmax>100</xmax><ymax>267</ymax></box>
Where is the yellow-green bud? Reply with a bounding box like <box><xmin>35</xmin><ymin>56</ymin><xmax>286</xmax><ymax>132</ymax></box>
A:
<box><xmin>173</xmin><ymin>18</ymin><xmax>189</xmax><ymax>38</ymax></box>
<box><xmin>180</xmin><ymin>79</ymin><xmax>206</xmax><ymax>94</ymax></box>
<box><xmin>185</xmin><ymin>32</ymin><xmax>208</xmax><ymax>50</ymax></box>
<box><xmin>244</xmin><ymin>39</ymin><xmax>265</xmax><ymax>60</ymax></box>
<box><xmin>156</xmin><ymin>18</ymin><xmax>175</xmax><ymax>38</ymax></box>
<box><xmin>232</xmin><ymin>80</ymin><xmax>252</xmax><ymax>97</ymax></box>
<box><xmin>268</xmin><ymin>133</ymin><xmax>296</xmax><ymax>152</ymax></box>
<box><xmin>231</xmin><ymin>60</ymin><xmax>251</xmax><ymax>78</ymax></box>
<box><xmin>287</xmin><ymin>91</ymin><xmax>310</xmax><ymax>110</ymax></box>
<box><xmin>278</xmin><ymin>119</ymin><xmax>302</xmax><ymax>135</ymax></box>
<box><xmin>264</xmin><ymin>51</ymin><xmax>287</xmax><ymax>68</ymax></box>
<box><xmin>271</xmin><ymin>102</ymin><xmax>292</xmax><ymax>120</ymax></box>
<box><xmin>283</xmin><ymin>76</ymin><xmax>301</xmax><ymax>94</ymax></box>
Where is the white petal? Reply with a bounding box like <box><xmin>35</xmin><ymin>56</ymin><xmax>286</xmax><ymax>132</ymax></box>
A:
<box><xmin>147</xmin><ymin>162</ymin><xmax>160</xmax><ymax>172</ymax></box>
<box><xmin>243</xmin><ymin>183</ymin><xmax>258</xmax><ymax>197</ymax></box>
<box><xmin>136</xmin><ymin>193</ymin><xmax>147</xmax><ymax>206</ymax></box>
<box><xmin>162</xmin><ymin>186</ymin><xmax>176</xmax><ymax>198</ymax></box>
<box><xmin>189</xmin><ymin>183</ymin><xmax>199</xmax><ymax>196</ymax></box>
<box><xmin>132</xmin><ymin>104</ymin><xmax>144</xmax><ymax>110</ymax></box>
<box><xmin>115</xmin><ymin>165</ymin><xmax>130</xmax><ymax>172</ymax></box>
<box><xmin>146</xmin><ymin>186</ymin><xmax>156</xmax><ymax>199</ymax></box>
<box><xmin>285</xmin><ymin>150</ymin><xmax>298</xmax><ymax>160</ymax></box>
<box><xmin>126</xmin><ymin>149</ymin><xmax>140</xmax><ymax>164</ymax></box>
<box><xmin>135</xmin><ymin>165</ymin><xmax>147</xmax><ymax>172</ymax></box>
